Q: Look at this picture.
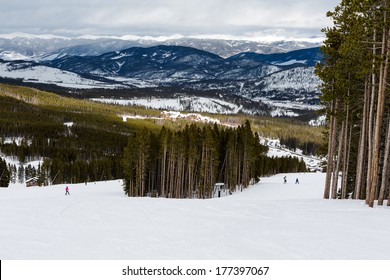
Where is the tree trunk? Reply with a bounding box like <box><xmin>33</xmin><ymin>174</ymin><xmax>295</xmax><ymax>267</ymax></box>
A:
<box><xmin>341</xmin><ymin>109</ymin><xmax>351</xmax><ymax>199</ymax></box>
<box><xmin>368</xmin><ymin>27</ymin><xmax>390</xmax><ymax>208</ymax></box>
<box><xmin>355</xmin><ymin>79</ymin><xmax>369</xmax><ymax>199</ymax></box>
<box><xmin>324</xmin><ymin>99</ymin><xmax>337</xmax><ymax>199</ymax></box>
<box><xmin>332</xmin><ymin>119</ymin><xmax>345</xmax><ymax>199</ymax></box>
<box><xmin>378</xmin><ymin>119</ymin><xmax>390</xmax><ymax>205</ymax></box>
<box><xmin>366</xmin><ymin>28</ymin><xmax>378</xmax><ymax>204</ymax></box>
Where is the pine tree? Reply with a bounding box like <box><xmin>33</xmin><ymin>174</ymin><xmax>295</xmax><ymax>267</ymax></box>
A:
<box><xmin>0</xmin><ymin>157</ymin><xmax>10</xmax><ymax>187</ymax></box>
<box><xmin>318</xmin><ymin>0</ymin><xmax>390</xmax><ymax>207</ymax></box>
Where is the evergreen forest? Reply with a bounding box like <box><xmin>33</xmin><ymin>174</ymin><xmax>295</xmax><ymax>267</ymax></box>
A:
<box><xmin>123</xmin><ymin>122</ymin><xmax>306</xmax><ymax>198</ymax></box>
<box><xmin>317</xmin><ymin>0</ymin><xmax>390</xmax><ymax>207</ymax></box>
<box><xmin>0</xmin><ymin>83</ymin><xmax>159</xmax><ymax>186</ymax></box>
<box><xmin>1</xmin><ymin>83</ymin><xmax>308</xmax><ymax>193</ymax></box>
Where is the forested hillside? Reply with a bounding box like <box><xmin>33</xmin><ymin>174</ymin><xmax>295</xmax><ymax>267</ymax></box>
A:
<box><xmin>1</xmin><ymin>83</ymin><xmax>312</xmax><ymax>191</ymax></box>
<box><xmin>0</xmin><ymin>83</ymin><xmax>161</xmax><ymax>185</ymax></box>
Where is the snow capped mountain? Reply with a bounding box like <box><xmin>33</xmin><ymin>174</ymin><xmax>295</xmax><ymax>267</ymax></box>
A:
<box><xmin>0</xmin><ymin>34</ymin><xmax>323</xmax><ymax>117</ymax></box>
<box><xmin>45</xmin><ymin>45</ymin><xmax>226</xmax><ymax>83</ymax></box>
<box><xmin>41</xmin><ymin>37</ymin><xmax>321</xmax><ymax>61</ymax></box>
<box><xmin>44</xmin><ymin>45</ymin><xmax>321</xmax><ymax>85</ymax></box>
<box><xmin>0</xmin><ymin>33</ymin><xmax>74</xmax><ymax>60</ymax></box>
<box><xmin>0</xmin><ymin>32</ymin><xmax>322</xmax><ymax>60</ymax></box>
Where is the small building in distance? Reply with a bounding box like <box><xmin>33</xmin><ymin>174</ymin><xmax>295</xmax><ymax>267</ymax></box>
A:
<box><xmin>25</xmin><ymin>177</ymin><xmax>39</xmax><ymax>187</ymax></box>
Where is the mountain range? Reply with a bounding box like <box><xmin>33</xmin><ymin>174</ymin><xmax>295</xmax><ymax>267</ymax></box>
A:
<box><xmin>0</xmin><ymin>33</ymin><xmax>323</xmax><ymax>117</ymax></box>
<box><xmin>0</xmin><ymin>33</ymin><xmax>322</xmax><ymax>59</ymax></box>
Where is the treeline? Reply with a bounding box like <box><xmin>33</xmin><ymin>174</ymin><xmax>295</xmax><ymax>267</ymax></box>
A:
<box><xmin>264</xmin><ymin>156</ymin><xmax>307</xmax><ymax>175</ymax></box>
<box><xmin>316</xmin><ymin>0</ymin><xmax>390</xmax><ymax>207</ymax></box>
<box><xmin>123</xmin><ymin>122</ymin><xmax>306</xmax><ymax>198</ymax></box>
<box><xmin>248</xmin><ymin>117</ymin><xmax>324</xmax><ymax>154</ymax></box>
<box><xmin>280</xmin><ymin>136</ymin><xmax>320</xmax><ymax>155</ymax></box>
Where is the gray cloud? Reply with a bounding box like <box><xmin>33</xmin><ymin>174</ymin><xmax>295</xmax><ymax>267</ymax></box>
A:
<box><xmin>0</xmin><ymin>0</ymin><xmax>340</xmax><ymax>38</ymax></box>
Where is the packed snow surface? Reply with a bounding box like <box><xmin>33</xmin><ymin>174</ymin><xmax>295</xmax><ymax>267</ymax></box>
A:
<box><xmin>0</xmin><ymin>173</ymin><xmax>389</xmax><ymax>260</ymax></box>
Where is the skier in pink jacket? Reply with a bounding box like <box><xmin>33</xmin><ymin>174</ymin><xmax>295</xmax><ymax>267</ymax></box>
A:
<box><xmin>65</xmin><ymin>186</ymin><xmax>70</xmax><ymax>195</ymax></box>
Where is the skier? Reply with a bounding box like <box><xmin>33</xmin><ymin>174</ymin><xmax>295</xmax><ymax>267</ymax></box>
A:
<box><xmin>295</xmin><ymin>178</ymin><xmax>299</xmax><ymax>184</ymax></box>
<box><xmin>283</xmin><ymin>176</ymin><xmax>287</xmax><ymax>184</ymax></box>
<box><xmin>65</xmin><ymin>186</ymin><xmax>70</xmax><ymax>195</ymax></box>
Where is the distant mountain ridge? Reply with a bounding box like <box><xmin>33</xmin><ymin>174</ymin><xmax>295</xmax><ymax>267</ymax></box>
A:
<box><xmin>0</xmin><ymin>36</ymin><xmax>323</xmax><ymax>117</ymax></box>
<box><xmin>44</xmin><ymin>45</ymin><xmax>321</xmax><ymax>83</ymax></box>
<box><xmin>0</xmin><ymin>33</ymin><xmax>322</xmax><ymax>60</ymax></box>
<box><xmin>227</xmin><ymin>47</ymin><xmax>322</xmax><ymax>67</ymax></box>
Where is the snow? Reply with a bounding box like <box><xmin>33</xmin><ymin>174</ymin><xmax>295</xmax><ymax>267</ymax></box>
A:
<box><xmin>2</xmin><ymin>137</ymin><xmax>26</xmax><ymax>146</ymax></box>
<box><xmin>259</xmin><ymin>67</ymin><xmax>320</xmax><ymax>93</ymax></box>
<box><xmin>160</xmin><ymin>111</ymin><xmax>221</xmax><ymax>124</ymax></box>
<box><xmin>262</xmin><ymin>138</ymin><xmax>324</xmax><ymax>172</ymax></box>
<box><xmin>309</xmin><ymin>115</ymin><xmax>326</xmax><ymax>126</ymax></box>
<box><xmin>0</xmin><ymin>32</ymin><xmax>70</xmax><ymax>40</ymax></box>
<box><xmin>93</xmin><ymin>96</ymin><xmax>242</xmax><ymax>114</ymax></box>
<box><xmin>0</xmin><ymin>32</ymin><xmax>324</xmax><ymax>44</ymax></box>
<box><xmin>121</xmin><ymin>110</ymin><xmax>221</xmax><ymax>125</ymax></box>
<box><xmin>0</xmin><ymin>61</ymin><xmax>118</xmax><ymax>89</ymax></box>
<box><xmin>1</xmin><ymin>150</ymin><xmax>43</xmax><ymax>172</ymax></box>
<box><xmin>101</xmin><ymin>76</ymin><xmax>156</xmax><ymax>88</ymax></box>
<box><xmin>270</xmin><ymin>108</ymin><xmax>299</xmax><ymax>117</ymax></box>
<box><xmin>64</xmin><ymin>122</ymin><xmax>74</xmax><ymax>127</ymax></box>
<box><xmin>274</xmin><ymin>59</ymin><xmax>307</xmax><ymax>66</ymax></box>
<box><xmin>0</xmin><ymin>172</ymin><xmax>389</xmax><ymax>260</ymax></box>
<box><xmin>257</xmin><ymin>97</ymin><xmax>323</xmax><ymax>115</ymax></box>
<box><xmin>0</xmin><ymin>51</ymin><xmax>31</xmax><ymax>61</ymax></box>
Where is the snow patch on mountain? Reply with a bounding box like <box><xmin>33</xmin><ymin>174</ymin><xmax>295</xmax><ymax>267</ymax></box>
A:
<box><xmin>258</xmin><ymin>98</ymin><xmax>323</xmax><ymax>111</ymax></box>
<box><xmin>0</xmin><ymin>51</ymin><xmax>31</xmax><ymax>61</ymax></box>
<box><xmin>259</xmin><ymin>67</ymin><xmax>320</xmax><ymax>93</ymax></box>
<box><xmin>275</xmin><ymin>59</ymin><xmax>307</xmax><ymax>66</ymax></box>
<box><xmin>0</xmin><ymin>61</ymin><xmax>117</xmax><ymax>89</ymax></box>
<box><xmin>93</xmin><ymin>96</ymin><xmax>243</xmax><ymax>114</ymax></box>
<box><xmin>309</xmin><ymin>115</ymin><xmax>326</xmax><ymax>126</ymax></box>
<box><xmin>160</xmin><ymin>111</ymin><xmax>221</xmax><ymax>124</ymax></box>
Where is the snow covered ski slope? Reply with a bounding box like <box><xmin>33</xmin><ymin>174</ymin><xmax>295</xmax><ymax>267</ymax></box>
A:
<box><xmin>0</xmin><ymin>172</ymin><xmax>389</xmax><ymax>260</ymax></box>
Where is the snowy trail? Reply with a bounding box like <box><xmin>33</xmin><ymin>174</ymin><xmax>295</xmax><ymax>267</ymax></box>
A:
<box><xmin>0</xmin><ymin>173</ymin><xmax>389</xmax><ymax>260</ymax></box>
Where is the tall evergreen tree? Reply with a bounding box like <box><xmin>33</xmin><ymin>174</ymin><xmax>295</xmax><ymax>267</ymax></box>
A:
<box><xmin>0</xmin><ymin>157</ymin><xmax>10</xmax><ymax>187</ymax></box>
<box><xmin>122</xmin><ymin>122</ymin><xmax>303</xmax><ymax>199</ymax></box>
<box><xmin>317</xmin><ymin>0</ymin><xmax>390</xmax><ymax>207</ymax></box>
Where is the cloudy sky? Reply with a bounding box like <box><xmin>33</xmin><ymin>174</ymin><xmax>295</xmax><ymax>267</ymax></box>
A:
<box><xmin>0</xmin><ymin>0</ymin><xmax>340</xmax><ymax>39</ymax></box>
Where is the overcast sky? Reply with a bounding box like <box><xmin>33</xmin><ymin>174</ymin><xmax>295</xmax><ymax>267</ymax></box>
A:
<box><xmin>0</xmin><ymin>0</ymin><xmax>340</xmax><ymax>39</ymax></box>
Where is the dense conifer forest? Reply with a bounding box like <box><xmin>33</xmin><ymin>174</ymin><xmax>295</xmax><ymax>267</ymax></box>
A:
<box><xmin>1</xmin><ymin>83</ymin><xmax>308</xmax><ymax>192</ymax></box>
<box><xmin>0</xmin><ymin>83</ymin><xmax>159</xmax><ymax>186</ymax></box>
<box><xmin>123</xmin><ymin>122</ymin><xmax>306</xmax><ymax>198</ymax></box>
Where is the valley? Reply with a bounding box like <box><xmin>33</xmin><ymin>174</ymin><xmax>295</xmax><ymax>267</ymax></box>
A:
<box><xmin>0</xmin><ymin>34</ymin><xmax>322</xmax><ymax>119</ymax></box>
